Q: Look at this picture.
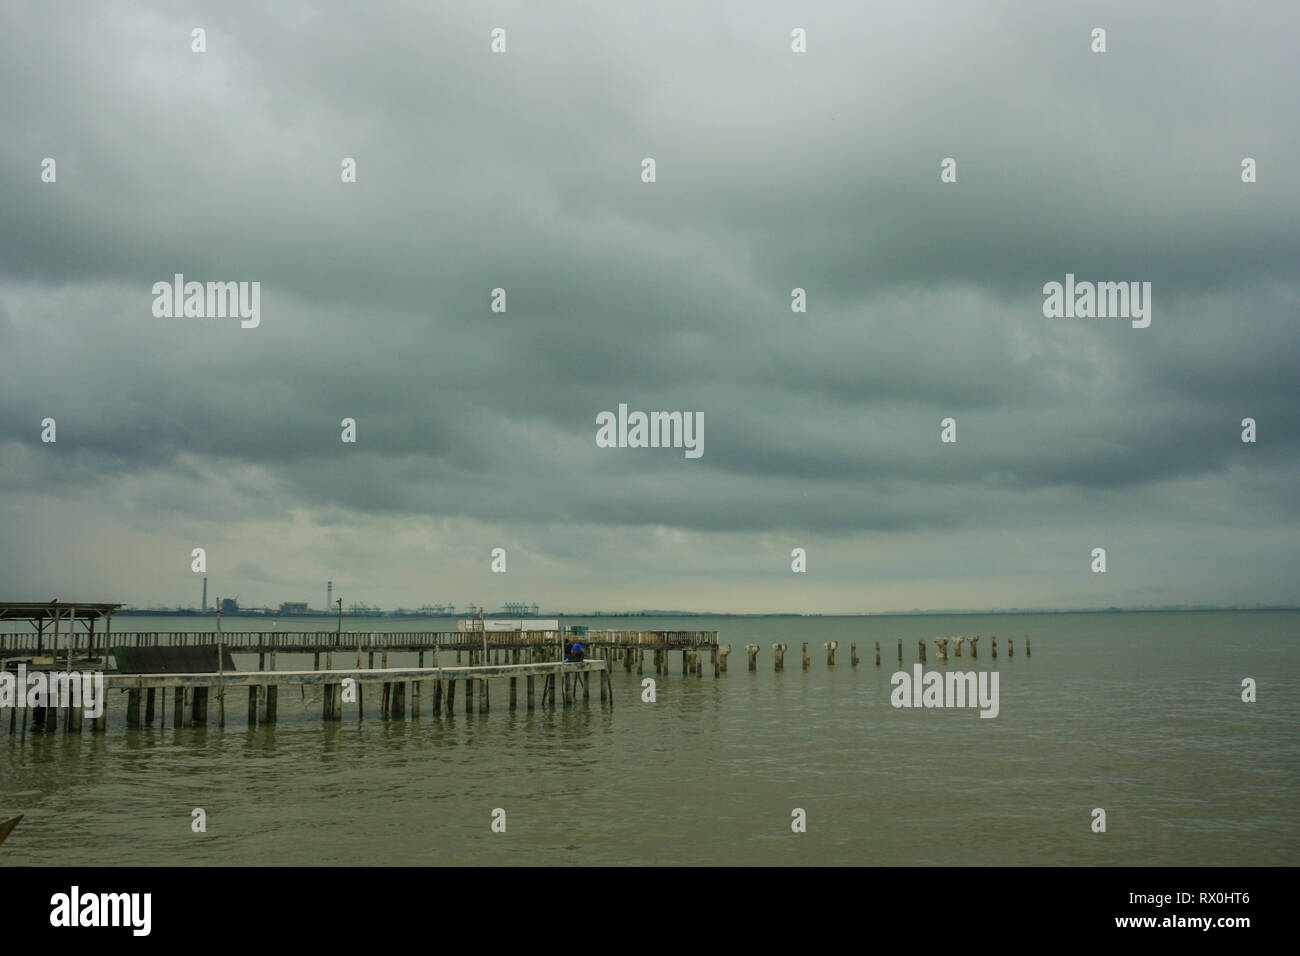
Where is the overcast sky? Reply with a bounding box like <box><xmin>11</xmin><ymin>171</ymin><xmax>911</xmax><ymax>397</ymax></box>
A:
<box><xmin>1</xmin><ymin>1</ymin><xmax>1296</xmax><ymax>614</ymax></box>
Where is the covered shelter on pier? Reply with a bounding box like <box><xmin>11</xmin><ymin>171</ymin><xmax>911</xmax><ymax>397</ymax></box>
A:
<box><xmin>0</xmin><ymin>601</ymin><xmax>122</xmax><ymax>660</ymax></box>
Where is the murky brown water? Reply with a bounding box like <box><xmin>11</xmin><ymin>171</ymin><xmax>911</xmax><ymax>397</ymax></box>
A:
<box><xmin>2</xmin><ymin>611</ymin><xmax>1296</xmax><ymax>865</ymax></box>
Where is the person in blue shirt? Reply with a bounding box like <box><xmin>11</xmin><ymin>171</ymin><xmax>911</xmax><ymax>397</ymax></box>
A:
<box><xmin>566</xmin><ymin>642</ymin><xmax>585</xmax><ymax>663</ymax></box>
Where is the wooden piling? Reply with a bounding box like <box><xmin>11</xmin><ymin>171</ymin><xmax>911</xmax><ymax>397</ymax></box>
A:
<box><xmin>825</xmin><ymin>642</ymin><xmax>837</xmax><ymax>666</ymax></box>
<box><xmin>126</xmin><ymin>689</ymin><xmax>141</xmax><ymax>729</ymax></box>
<box><xmin>918</xmin><ymin>640</ymin><xmax>926</xmax><ymax>663</ymax></box>
<box><xmin>746</xmin><ymin>644</ymin><xmax>759</xmax><ymax>671</ymax></box>
<box><xmin>992</xmin><ymin>636</ymin><xmax>997</xmax><ymax>659</ymax></box>
<box><xmin>1008</xmin><ymin>639</ymin><xmax>1014</xmax><ymax>658</ymax></box>
<box><xmin>527</xmin><ymin>674</ymin><xmax>535</xmax><ymax>710</ymax></box>
<box><xmin>969</xmin><ymin>636</ymin><xmax>979</xmax><ymax>658</ymax></box>
<box><xmin>773</xmin><ymin>643</ymin><xmax>787</xmax><ymax>671</ymax></box>
<box><xmin>392</xmin><ymin>682</ymin><xmax>406</xmax><ymax>719</ymax></box>
<box><xmin>145</xmin><ymin>688</ymin><xmax>156</xmax><ymax>725</ymax></box>
<box><xmin>851</xmin><ymin>642</ymin><xmax>858</xmax><ymax>666</ymax></box>
<box><xmin>718</xmin><ymin>645</ymin><xmax>730</xmax><ymax>673</ymax></box>
<box><xmin>248</xmin><ymin>686</ymin><xmax>259</xmax><ymax>726</ymax></box>
<box><xmin>510</xmin><ymin>676</ymin><xmax>517</xmax><ymax>710</ymax></box>
<box><xmin>875</xmin><ymin>641</ymin><xmax>880</xmax><ymax>666</ymax></box>
<box><xmin>898</xmin><ymin>639</ymin><xmax>902</xmax><ymax>663</ymax></box>
<box><xmin>479</xmin><ymin>679</ymin><xmax>489</xmax><ymax>714</ymax></box>
<box><xmin>1026</xmin><ymin>637</ymin><xmax>1031</xmax><ymax>657</ymax></box>
<box><xmin>582</xmin><ymin>671</ymin><xmax>590</xmax><ymax>702</ymax></box>
<box><xmin>266</xmin><ymin>686</ymin><xmax>277</xmax><ymax>723</ymax></box>
<box><xmin>192</xmin><ymin>687</ymin><xmax>209</xmax><ymax>725</ymax></box>
<box><xmin>601</xmin><ymin>668</ymin><xmax>614</xmax><ymax>707</ymax></box>
<box><xmin>445</xmin><ymin>678</ymin><xmax>456</xmax><ymax>715</ymax></box>
<box><xmin>173</xmin><ymin>688</ymin><xmax>185</xmax><ymax>728</ymax></box>
<box><xmin>801</xmin><ymin>643</ymin><xmax>809</xmax><ymax>670</ymax></box>
<box><xmin>465</xmin><ymin>678</ymin><xmax>474</xmax><ymax>714</ymax></box>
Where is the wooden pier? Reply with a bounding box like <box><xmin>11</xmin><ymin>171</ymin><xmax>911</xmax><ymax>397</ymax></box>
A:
<box><xmin>0</xmin><ymin>628</ymin><xmax>718</xmax><ymax>661</ymax></box>
<box><xmin>5</xmin><ymin>660</ymin><xmax>611</xmax><ymax>734</ymax></box>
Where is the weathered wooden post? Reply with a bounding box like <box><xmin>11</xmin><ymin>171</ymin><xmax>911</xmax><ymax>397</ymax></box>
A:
<box><xmin>897</xmin><ymin>639</ymin><xmax>902</xmax><ymax>663</ymax></box>
<box><xmin>392</xmin><ymin>682</ymin><xmax>406</xmax><ymax>719</ymax></box>
<box><xmin>746</xmin><ymin>644</ymin><xmax>759</xmax><ymax>671</ymax></box>
<box><xmin>1008</xmin><ymin>639</ymin><xmax>1014</xmax><ymax>658</ymax></box>
<box><xmin>145</xmin><ymin>689</ymin><xmax>156</xmax><ymax>725</ymax></box>
<box><xmin>824</xmin><ymin>642</ymin><xmax>837</xmax><ymax>666</ymax></box>
<box><xmin>266</xmin><ymin>685</ymin><xmax>277</xmax><ymax>723</ymax></box>
<box><xmin>773</xmin><ymin>643</ymin><xmax>787</xmax><ymax>671</ymax></box>
<box><xmin>465</xmin><ymin>678</ymin><xmax>474</xmax><ymax>714</ymax></box>
<box><xmin>510</xmin><ymin>676</ymin><xmax>518</xmax><ymax>710</ymax></box>
<box><xmin>432</xmin><ymin>679</ymin><xmax>444</xmax><ymax>715</ymax></box>
<box><xmin>717</xmin><ymin>645</ymin><xmax>731</xmax><ymax>674</ymax></box>
<box><xmin>173</xmin><ymin>688</ymin><xmax>185</xmax><ymax>728</ymax></box>
<box><xmin>968</xmin><ymin>636</ymin><xmax>979</xmax><ymax>658</ymax></box>
<box><xmin>248</xmin><ymin>686</ymin><xmax>259</xmax><ymax>726</ymax></box>
<box><xmin>918</xmin><ymin>640</ymin><xmax>926</xmax><ymax>663</ymax></box>
<box><xmin>991</xmin><ymin>636</ymin><xmax>997</xmax><ymax>659</ymax></box>
<box><xmin>850</xmin><ymin>642</ymin><xmax>859</xmax><ymax>666</ymax></box>
<box><xmin>935</xmin><ymin>638</ymin><xmax>949</xmax><ymax>662</ymax></box>
<box><xmin>126</xmin><ymin>689</ymin><xmax>142</xmax><ymax>729</ymax></box>
<box><xmin>479</xmin><ymin>679</ymin><xmax>488</xmax><ymax>714</ymax></box>
<box><xmin>875</xmin><ymin>641</ymin><xmax>881</xmax><ymax>666</ymax></box>
<box><xmin>1026</xmin><ymin>636</ymin><xmax>1031</xmax><ymax>657</ymax></box>
<box><xmin>527</xmin><ymin>674</ymin><xmax>535</xmax><ymax>710</ymax></box>
<box><xmin>954</xmin><ymin>636</ymin><xmax>963</xmax><ymax>658</ymax></box>
<box><xmin>193</xmin><ymin>687</ymin><xmax>209</xmax><ymax>725</ymax></box>
<box><xmin>602</xmin><ymin>666</ymin><xmax>614</xmax><ymax>707</ymax></box>
<box><xmin>445</xmin><ymin>678</ymin><xmax>456</xmax><ymax>715</ymax></box>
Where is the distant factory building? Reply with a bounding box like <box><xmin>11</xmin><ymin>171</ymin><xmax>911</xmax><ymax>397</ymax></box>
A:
<box><xmin>278</xmin><ymin>602</ymin><xmax>310</xmax><ymax>615</ymax></box>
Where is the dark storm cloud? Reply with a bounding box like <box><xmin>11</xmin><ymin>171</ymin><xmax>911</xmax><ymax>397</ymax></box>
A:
<box><xmin>0</xmin><ymin>0</ymin><xmax>1296</xmax><ymax>609</ymax></box>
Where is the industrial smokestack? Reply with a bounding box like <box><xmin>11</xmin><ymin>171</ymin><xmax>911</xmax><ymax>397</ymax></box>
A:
<box><xmin>202</xmin><ymin>576</ymin><xmax>208</xmax><ymax>611</ymax></box>
<box><xmin>327</xmin><ymin>580</ymin><xmax>333</xmax><ymax>611</ymax></box>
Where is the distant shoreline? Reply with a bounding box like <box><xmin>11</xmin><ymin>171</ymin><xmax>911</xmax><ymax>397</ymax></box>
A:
<box><xmin>107</xmin><ymin>605</ymin><xmax>1298</xmax><ymax>619</ymax></box>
